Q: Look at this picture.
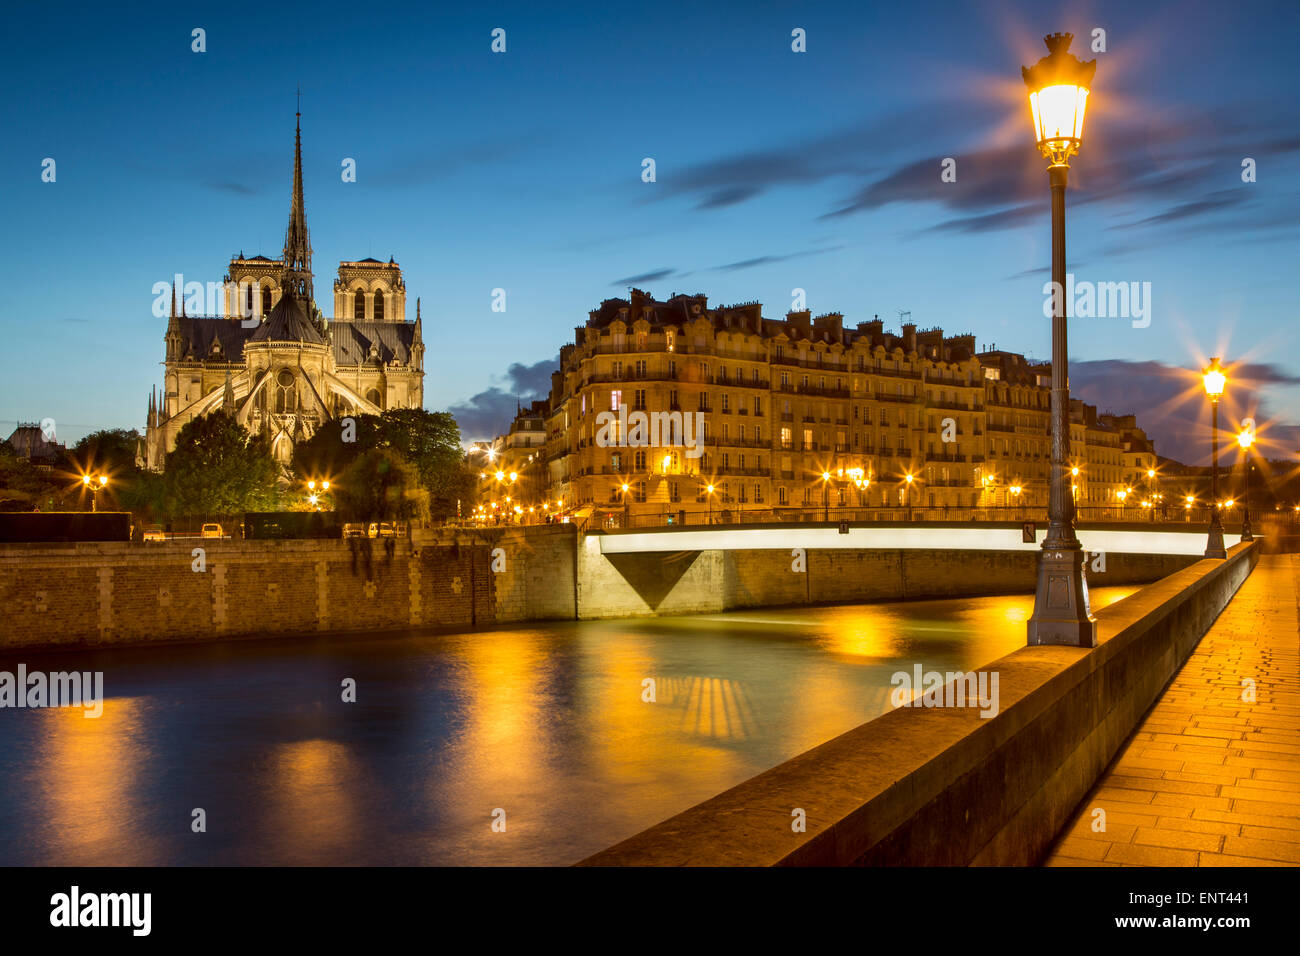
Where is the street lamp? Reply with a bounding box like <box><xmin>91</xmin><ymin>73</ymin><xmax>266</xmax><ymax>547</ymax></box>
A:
<box><xmin>904</xmin><ymin>473</ymin><xmax>914</xmax><ymax>522</ymax></box>
<box><xmin>1146</xmin><ymin>467</ymin><xmax>1157</xmax><ymax>522</ymax></box>
<box><xmin>1237</xmin><ymin>426</ymin><xmax>1254</xmax><ymax>541</ymax></box>
<box><xmin>705</xmin><ymin>483</ymin><xmax>715</xmax><ymax>525</ymax></box>
<box><xmin>822</xmin><ymin>471</ymin><xmax>831</xmax><ymax>522</ymax></box>
<box><xmin>1010</xmin><ymin>484</ymin><xmax>1023</xmax><ymax>518</ymax></box>
<box><xmin>1202</xmin><ymin>357</ymin><xmax>1227</xmax><ymax>558</ymax></box>
<box><xmin>81</xmin><ymin>473</ymin><xmax>108</xmax><ymax>511</ymax></box>
<box><xmin>1023</xmin><ymin>32</ymin><xmax>1097</xmax><ymax>647</ymax></box>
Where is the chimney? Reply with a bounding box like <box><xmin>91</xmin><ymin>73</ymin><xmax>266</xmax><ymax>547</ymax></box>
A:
<box><xmin>902</xmin><ymin>322</ymin><xmax>917</xmax><ymax>353</ymax></box>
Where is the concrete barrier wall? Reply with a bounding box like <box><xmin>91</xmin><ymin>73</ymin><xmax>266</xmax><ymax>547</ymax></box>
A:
<box><xmin>580</xmin><ymin>541</ymin><xmax>1258</xmax><ymax>866</ymax></box>
<box><xmin>0</xmin><ymin>525</ymin><xmax>578</xmax><ymax>651</ymax></box>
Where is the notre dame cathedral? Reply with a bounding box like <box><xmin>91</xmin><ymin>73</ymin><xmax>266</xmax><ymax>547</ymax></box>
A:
<box><xmin>143</xmin><ymin>112</ymin><xmax>426</xmax><ymax>471</ymax></box>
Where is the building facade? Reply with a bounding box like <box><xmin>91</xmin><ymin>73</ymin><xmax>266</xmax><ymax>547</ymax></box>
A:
<box><xmin>144</xmin><ymin>115</ymin><xmax>425</xmax><ymax>471</ymax></box>
<box><xmin>482</xmin><ymin>289</ymin><xmax>1159</xmax><ymax>523</ymax></box>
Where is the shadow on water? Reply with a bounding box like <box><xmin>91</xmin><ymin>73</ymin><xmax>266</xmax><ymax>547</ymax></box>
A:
<box><xmin>0</xmin><ymin>586</ymin><xmax>1138</xmax><ymax>866</ymax></box>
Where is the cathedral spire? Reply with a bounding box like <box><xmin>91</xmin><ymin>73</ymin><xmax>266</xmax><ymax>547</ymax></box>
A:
<box><xmin>170</xmin><ymin>282</ymin><xmax>177</xmax><ymax>319</ymax></box>
<box><xmin>281</xmin><ymin>102</ymin><xmax>313</xmax><ymax>304</ymax></box>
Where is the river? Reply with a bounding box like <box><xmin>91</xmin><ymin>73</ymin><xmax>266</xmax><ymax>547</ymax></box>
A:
<box><xmin>0</xmin><ymin>586</ymin><xmax>1136</xmax><ymax>865</ymax></box>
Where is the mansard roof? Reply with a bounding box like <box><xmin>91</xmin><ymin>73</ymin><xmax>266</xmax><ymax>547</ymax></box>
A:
<box><xmin>330</xmin><ymin>320</ymin><xmax>416</xmax><ymax>366</ymax></box>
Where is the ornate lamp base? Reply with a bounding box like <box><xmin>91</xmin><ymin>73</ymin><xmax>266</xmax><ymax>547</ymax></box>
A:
<box><xmin>1027</xmin><ymin>546</ymin><xmax>1097</xmax><ymax>647</ymax></box>
<box><xmin>1204</xmin><ymin>521</ymin><xmax>1227</xmax><ymax>558</ymax></box>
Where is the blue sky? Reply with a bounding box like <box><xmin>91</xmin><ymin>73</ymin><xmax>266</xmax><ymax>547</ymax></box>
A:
<box><xmin>2</xmin><ymin>0</ymin><xmax>1298</xmax><ymax>463</ymax></box>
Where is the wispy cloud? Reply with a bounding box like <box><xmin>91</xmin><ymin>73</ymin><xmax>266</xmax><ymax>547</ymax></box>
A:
<box><xmin>448</xmin><ymin>355</ymin><xmax>557</xmax><ymax>441</ymax></box>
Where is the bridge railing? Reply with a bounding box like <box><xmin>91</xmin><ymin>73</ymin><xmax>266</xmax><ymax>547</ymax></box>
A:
<box><xmin>595</xmin><ymin>505</ymin><xmax>1265</xmax><ymax>531</ymax></box>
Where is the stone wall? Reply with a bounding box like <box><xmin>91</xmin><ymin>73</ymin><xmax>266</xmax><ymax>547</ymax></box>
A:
<box><xmin>0</xmin><ymin>525</ymin><xmax>577</xmax><ymax>651</ymax></box>
<box><xmin>0</xmin><ymin>523</ymin><xmax>1195</xmax><ymax>650</ymax></box>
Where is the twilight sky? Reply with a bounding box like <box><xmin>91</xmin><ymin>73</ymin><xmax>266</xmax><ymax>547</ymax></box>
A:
<box><xmin>2</xmin><ymin>0</ymin><xmax>1298</xmax><ymax>466</ymax></box>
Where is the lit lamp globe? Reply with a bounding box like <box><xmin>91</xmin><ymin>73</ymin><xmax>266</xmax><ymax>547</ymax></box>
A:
<box><xmin>1023</xmin><ymin>33</ymin><xmax>1095</xmax><ymax>168</ymax></box>
<box><xmin>1203</xmin><ymin>358</ymin><xmax>1226</xmax><ymax>399</ymax></box>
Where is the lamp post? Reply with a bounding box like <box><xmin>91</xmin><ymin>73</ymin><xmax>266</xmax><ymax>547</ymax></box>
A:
<box><xmin>1010</xmin><ymin>484</ymin><xmax>1023</xmax><ymax>518</ymax></box>
<box><xmin>1202</xmin><ymin>358</ymin><xmax>1227</xmax><ymax>558</ymax></box>
<box><xmin>705</xmin><ymin>483</ymin><xmax>714</xmax><ymax>525</ymax></box>
<box><xmin>1023</xmin><ymin>32</ymin><xmax>1097</xmax><ymax>647</ymax></box>
<box><xmin>822</xmin><ymin>471</ymin><xmax>831</xmax><ymax>522</ymax></box>
<box><xmin>1237</xmin><ymin>426</ymin><xmax>1254</xmax><ymax>542</ymax></box>
<box><xmin>1146</xmin><ymin>468</ymin><xmax>1156</xmax><ymax>522</ymax></box>
<box><xmin>904</xmin><ymin>473</ymin><xmax>914</xmax><ymax>522</ymax></box>
<box><xmin>82</xmin><ymin>473</ymin><xmax>108</xmax><ymax>512</ymax></box>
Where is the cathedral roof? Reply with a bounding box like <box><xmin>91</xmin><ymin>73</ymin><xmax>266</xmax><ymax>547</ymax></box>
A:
<box><xmin>173</xmin><ymin>317</ymin><xmax>258</xmax><ymax>361</ymax></box>
<box><xmin>249</xmin><ymin>292</ymin><xmax>326</xmax><ymax>345</ymax></box>
<box><xmin>330</xmin><ymin>321</ymin><xmax>416</xmax><ymax>366</ymax></box>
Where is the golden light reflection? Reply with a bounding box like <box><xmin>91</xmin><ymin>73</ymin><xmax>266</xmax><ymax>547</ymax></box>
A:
<box><xmin>265</xmin><ymin>739</ymin><xmax>361</xmax><ymax>858</ymax></box>
<box><xmin>31</xmin><ymin>696</ymin><xmax>156</xmax><ymax>865</ymax></box>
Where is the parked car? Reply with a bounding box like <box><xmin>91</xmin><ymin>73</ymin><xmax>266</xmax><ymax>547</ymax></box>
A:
<box><xmin>143</xmin><ymin>525</ymin><xmax>167</xmax><ymax>543</ymax></box>
<box><xmin>342</xmin><ymin>523</ymin><xmax>366</xmax><ymax>539</ymax></box>
<box><xmin>201</xmin><ymin>523</ymin><xmax>224</xmax><ymax>539</ymax></box>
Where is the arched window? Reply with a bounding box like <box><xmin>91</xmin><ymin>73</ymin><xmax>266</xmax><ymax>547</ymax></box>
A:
<box><xmin>374</xmin><ymin>289</ymin><xmax>385</xmax><ymax>321</ymax></box>
<box><xmin>354</xmin><ymin>289</ymin><xmax>365</xmax><ymax>320</ymax></box>
<box><xmin>245</xmin><ymin>282</ymin><xmax>254</xmax><ymax>317</ymax></box>
<box><xmin>275</xmin><ymin>369</ymin><xmax>297</xmax><ymax>414</ymax></box>
<box><xmin>365</xmin><ymin>388</ymin><xmax>381</xmax><ymax>409</ymax></box>
<box><xmin>262</xmin><ymin>284</ymin><xmax>274</xmax><ymax>314</ymax></box>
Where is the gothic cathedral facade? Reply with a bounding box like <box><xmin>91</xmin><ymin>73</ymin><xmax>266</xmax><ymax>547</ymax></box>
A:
<box><xmin>143</xmin><ymin>113</ymin><xmax>426</xmax><ymax>471</ymax></box>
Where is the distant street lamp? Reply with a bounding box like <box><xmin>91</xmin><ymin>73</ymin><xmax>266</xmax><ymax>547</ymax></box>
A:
<box><xmin>822</xmin><ymin>471</ymin><xmax>831</xmax><ymax>522</ymax></box>
<box><xmin>82</xmin><ymin>473</ymin><xmax>108</xmax><ymax>512</ymax></box>
<box><xmin>1202</xmin><ymin>357</ymin><xmax>1228</xmax><ymax>558</ymax></box>
<box><xmin>904</xmin><ymin>473</ymin><xmax>915</xmax><ymax>522</ymax></box>
<box><xmin>1237</xmin><ymin>426</ymin><xmax>1255</xmax><ymax>541</ymax></box>
<box><xmin>706</xmin><ymin>483</ymin><xmax>715</xmax><ymax>525</ymax></box>
<box><xmin>1022</xmin><ymin>33</ymin><xmax>1097</xmax><ymax>647</ymax></box>
<box><xmin>1010</xmin><ymin>484</ymin><xmax>1023</xmax><ymax>518</ymax></box>
<box><xmin>1146</xmin><ymin>467</ymin><xmax>1157</xmax><ymax>522</ymax></box>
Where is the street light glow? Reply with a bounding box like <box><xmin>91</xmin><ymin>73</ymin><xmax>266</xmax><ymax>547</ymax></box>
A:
<box><xmin>1202</xmin><ymin>357</ymin><xmax>1226</xmax><ymax>399</ymax></box>
<box><xmin>1022</xmin><ymin>33</ymin><xmax>1095</xmax><ymax>166</ymax></box>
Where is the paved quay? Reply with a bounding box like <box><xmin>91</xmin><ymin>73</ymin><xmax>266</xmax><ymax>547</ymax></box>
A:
<box><xmin>1044</xmin><ymin>553</ymin><xmax>1300</xmax><ymax>867</ymax></box>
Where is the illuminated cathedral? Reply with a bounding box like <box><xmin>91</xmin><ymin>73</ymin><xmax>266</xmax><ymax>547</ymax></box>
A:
<box><xmin>143</xmin><ymin>112</ymin><xmax>425</xmax><ymax>471</ymax></box>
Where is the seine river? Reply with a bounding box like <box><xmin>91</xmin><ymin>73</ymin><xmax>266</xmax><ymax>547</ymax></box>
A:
<box><xmin>0</xmin><ymin>587</ymin><xmax>1135</xmax><ymax>866</ymax></box>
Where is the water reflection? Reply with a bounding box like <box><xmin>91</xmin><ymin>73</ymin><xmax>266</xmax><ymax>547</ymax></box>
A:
<box><xmin>0</xmin><ymin>586</ymin><xmax>1137</xmax><ymax>866</ymax></box>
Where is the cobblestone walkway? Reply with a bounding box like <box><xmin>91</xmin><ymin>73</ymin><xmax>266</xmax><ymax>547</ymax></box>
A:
<box><xmin>1044</xmin><ymin>553</ymin><xmax>1300</xmax><ymax>866</ymax></box>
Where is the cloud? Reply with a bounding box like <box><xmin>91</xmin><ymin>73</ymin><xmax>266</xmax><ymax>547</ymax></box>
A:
<box><xmin>654</xmin><ymin>102</ymin><xmax>1300</xmax><ymax>247</ymax></box>
<box><xmin>711</xmin><ymin>245</ymin><xmax>846</xmax><ymax>272</ymax></box>
<box><xmin>611</xmin><ymin>244</ymin><xmax>846</xmax><ymax>285</ymax></box>
<box><xmin>447</xmin><ymin>355</ymin><xmax>557</xmax><ymax>441</ymax></box>
<box><xmin>1069</xmin><ymin>359</ymin><xmax>1300</xmax><ymax>465</ymax></box>
<box><xmin>612</xmin><ymin>269</ymin><xmax>677</xmax><ymax>286</ymax></box>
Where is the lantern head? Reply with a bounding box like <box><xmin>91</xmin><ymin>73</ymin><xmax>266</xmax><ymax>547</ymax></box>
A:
<box><xmin>1022</xmin><ymin>33</ymin><xmax>1096</xmax><ymax>166</ymax></box>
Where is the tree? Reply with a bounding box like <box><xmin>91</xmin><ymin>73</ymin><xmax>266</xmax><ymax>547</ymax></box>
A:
<box><xmin>333</xmin><ymin>447</ymin><xmax>427</xmax><ymax>523</ymax></box>
<box><xmin>292</xmin><ymin>409</ymin><xmax>469</xmax><ymax>521</ymax></box>
<box><xmin>164</xmin><ymin>412</ymin><xmax>280</xmax><ymax>518</ymax></box>
<box><xmin>62</xmin><ymin>428</ymin><xmax>142</xmax><ymax>477</ymax></box>
<box><xmin>0</xmin><ymin>441</ymin><xmax>63</xmax><ymax>510</ymax></box>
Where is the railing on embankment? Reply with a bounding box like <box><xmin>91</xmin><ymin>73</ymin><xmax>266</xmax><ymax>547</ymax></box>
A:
<box><xmin>579</xmin><ymin>540</ymin><xmax>1259</xmax><ymax>866</ymax></box>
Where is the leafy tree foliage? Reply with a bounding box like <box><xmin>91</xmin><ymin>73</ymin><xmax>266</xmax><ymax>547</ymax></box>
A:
<box><xmin>163</xmin><ymin>412</ymin><xmax>280</xmax><ymax>517</ymax></box>
<box><xmin>292</xmin><ymin>409</ymin><xmax>470</xmax><ymax>521</ymax></box>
